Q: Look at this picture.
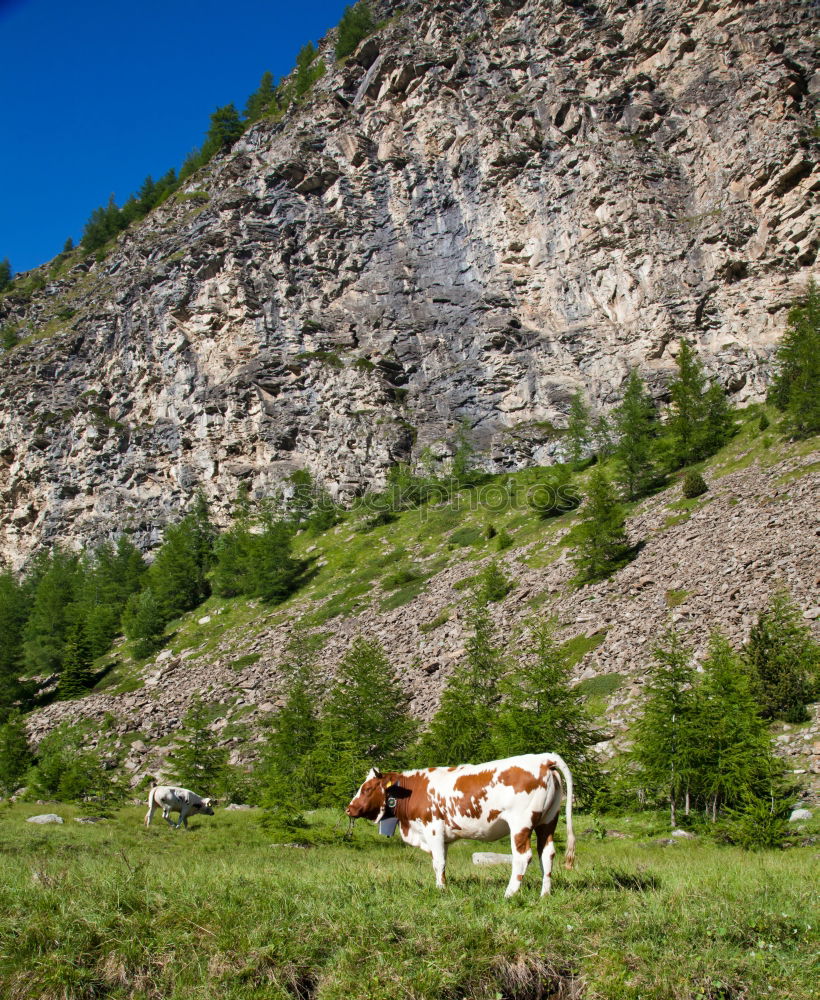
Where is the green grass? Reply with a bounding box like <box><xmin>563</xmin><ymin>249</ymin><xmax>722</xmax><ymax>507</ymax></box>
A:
<box><xmin>562</xmin><ymin>631</ymin><xmax>607</xmax><ymax>666</ymax></box>
<box><xmin>0</xmin><ymin>804</ymin><xmax>815</xmax><ymax>1000</ymax></box>
<box><xmin>665</xmin><ymin>589</ymin><xmax>689</xmax><ymax>608</ymax></box>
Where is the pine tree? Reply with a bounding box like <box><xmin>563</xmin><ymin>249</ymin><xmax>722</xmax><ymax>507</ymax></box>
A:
<box><xmin>0</xmin><ymin>258</ymin><xmax>12</xmax><ymax>292</ymax></box>
<box><xmin>22</xmin><ymin>549</ymin><xmax>81</xmax><ymax>675</ymax></box>
<box><xmin>494</xmin><ymin>620</ymin><xmax>602</xmax><ymax>796</ymax></box>
<box><xmin>631</xmin><ymin>627</ymin><xmax>699</xmax><ymax>827</ymax></box>
<box><xmin>201</xmin><ymin>104</ymin><xmax>245</xmax><ymax>161</ymax></box>
<box><xmin>293</xmin><ymin>44</ymin><xmax>326</xmax><ymax>97</ymax></box>
<box><xmin>667</xmin><ymin>339</ymin><xmax>707</xmax><ymax>467</ymax></box>
<box><xmin>313</xmin><ymin>636</ymin><xmax>415</xmax><ymax>804</ymax></box>
<box><xmin>122</xmin><ymin>588</ymin><xmax>167</xmax><ymax>659</ymax></box>
<box><xmin>768</xmin><ymin>280</ymin><xmax>820</xmax><ymax>438</ymax></box>
<box><xmin>0</xmin><ymin>571</ymin><xmax>27</xmax><ymax>719</ymax></box>
<box><xmin>528</xmin><ymin>462</ymin><xmax>580</xmax><ymax>519</ymax></box>
<box><xmin>613</xmin><ymin>368</ymin><xmax>660</xmax><ymax>500</ymax></box>
<box><xmin>566</xmin><ymin>390</ymin><xmax>592</xmax><ymax>468</ymax></box>
<box><xmin>415</xmin><ymin>601</ymin><xmax>504</xmax><ymax>765</ymax></box>
<box><xmin>0</xmin><ymin>711</ymin><xmax>33</xmax><ymax>795</ymax></box>
<box><xmin>700</xmin><ymin>380</ymin><xmax>733</xmax><ymax>456</ymax></box>
<box><xmin>336</xmin><ymin>3</ymin><xmax>376</xmax><ymax>59</ymax></box>
<box><xmin>572</xmin><ymin>470</ymin><xmax>632</xmax><ymax>584</ymax></box>
<box><xmin>247</xmin><ymin>516</ymin><xmax>300</xmax><ymax>603</ymax></box>
<box><xmin>244</xmin><ymin>70</ymin><xmax>277</xmax><ymax>121</ymax></box>
<box><xmin>259</xmin><ymin>631</ymin><xmax>322</xmax><ymax>809</ymax></box>
<box><xmin>691</xmin><ymin>634</ymin><xmax>776</xmax><ymax>821</ymax></box>
<box><xmin>58</xmin><ymin>621</ymin><xmax>94</xmax><ymax>698</ymax></box>
<box><xmin>165</xmin><ymin>697</ymin><xmax>228</xmax><ymax>795</ymax></box>
<box><xmin>744</xmin><ymin>590</ymin><xmax>819</xmax><ymax>723</ymax></box>
<box><xmin>149</xmin><ymin>496</ymin><xmax>214</xmax><ymax>619</ymax></box>
<box><xmin>592</xmin><ymin>414</ymin><xmax>614</xmax><ymax>460</ymax></box>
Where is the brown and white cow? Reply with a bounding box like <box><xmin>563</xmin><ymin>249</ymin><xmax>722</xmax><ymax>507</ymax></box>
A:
<box><xmin>346</xmin><ymin>753</ymin><xmax>575</xmax><ymax>897</ymax></box>
<box><xmin>144</xmin><ymin>785</ymin><xmax>216</xmax><ymax>829</ymax></box>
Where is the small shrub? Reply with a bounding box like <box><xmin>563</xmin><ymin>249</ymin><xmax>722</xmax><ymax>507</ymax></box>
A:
<box><xmin>758</xmin><ymin>412</ymin><xmax>770</xmax><ymax>432</ymax></box>
<box><xmin>420</xmin><ymin>609</ymin><xmax>450</xmax><ymax>634</ymax></box>
<box><xmin>382</xmin><ymin>567</ymin><xmax>421</xmax><ymax>590</ymax></box>
<box><xmin>494</xmin><ymin>529</ymin><xmax>514</xmax><ymax>552</ymax></box>
<box><xmin>476</xmin><ymin>561</ymin><xmax>513</xmax><ymax>603</ymax></box>
<box><xmin>681</xmin><ymin>470</ymin><xmax>708</xmax><ymax>499</ymax></box>
<box><xmin>485</xmin><ymin>524</ymin><xmax>497</xmax><ymax>540</ymax></box>
<box><xmin>716</xmin><ymin>794</ymin><xmax>791</xmax><ymax>850</ymax></box>
<box><xmin>448</xmin><ymin>526</ymin><xmax>482</xmax><ymax>548</ymax></box>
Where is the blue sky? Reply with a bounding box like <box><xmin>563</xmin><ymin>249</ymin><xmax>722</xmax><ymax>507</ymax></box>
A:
<box><xmin>0</xmin><ymin>0</ymin><xmax>351</xmax><ymax>274</ymax></box>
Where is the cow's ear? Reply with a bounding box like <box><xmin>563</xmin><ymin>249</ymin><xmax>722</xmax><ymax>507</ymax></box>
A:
<box><xmin>367</xmin><ymin>767</ymin><xmax>383</xmax><ymax>780</ymax></box>
<box><xmin>385</xmin><ymin>784</ymin><xmax>412</xmax><ymax>799</ymax></box>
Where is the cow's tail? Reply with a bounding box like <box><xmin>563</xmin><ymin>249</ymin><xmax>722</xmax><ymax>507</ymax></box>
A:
<box><xmin>144</xmin><ymin>784</ymin><xmax>157</xmax><ymax>827</ymax></box>
<box><xmin>551</xmin><ymin>754</ymin><xmax>576</xmax><ymax>869</ymax></box>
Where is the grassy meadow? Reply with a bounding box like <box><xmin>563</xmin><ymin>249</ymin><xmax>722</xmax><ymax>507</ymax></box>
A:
<box><xmin>1</xmin><ymin>803</ymin><xmax>817</xmax><ymax>1000</ymax></box>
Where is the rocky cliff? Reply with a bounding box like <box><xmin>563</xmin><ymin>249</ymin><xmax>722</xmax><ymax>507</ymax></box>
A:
<box><xmin>1</xmin><ymin>0</ymin><xmax>818</xmax><ymax>566</ymax></box>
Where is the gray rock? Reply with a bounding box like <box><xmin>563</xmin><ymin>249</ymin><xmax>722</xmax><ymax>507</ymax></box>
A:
<box><xmin>26</xmin><ymin>814</ymin><xmax>63</xmax><ymax>824</ymax></box>
<box><xmin>671</xmin><ymin>829</ymin><xmax>696</xmax><ymax>839</ymax></box>
<box><xmin>789</xmin><ymin>809</ymin><xmax>813</xmax><ymax>822</ymax></box>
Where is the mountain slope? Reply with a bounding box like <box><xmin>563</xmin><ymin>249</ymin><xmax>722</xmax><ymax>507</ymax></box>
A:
<box><xmin>24</xmin><ymin>415</ymin><xmax>820</xmax><ymax>795</ymax></box>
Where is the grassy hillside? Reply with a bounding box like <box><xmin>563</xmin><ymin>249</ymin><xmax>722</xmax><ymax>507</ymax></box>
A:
<box><xmin>1</xmin><ymin>802</ymin><xmax>817</xmax><ymax>1000</ymax></box>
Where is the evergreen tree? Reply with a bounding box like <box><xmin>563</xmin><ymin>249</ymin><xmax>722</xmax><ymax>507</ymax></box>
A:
<box><xmin>22</xmin><ymin>549</ymin><xmax>81</xmax><ymax>675</ymax></box>
<box><xmin>701</xmin><ymin>380</ymin><xmax>734</xmax><ymax>455</ymax></box>
<box><xmin>244</xmin><ymin>71</ymin><xmax>277</xmax><ymax>121</ymax></box>
<box><xmin>62</xmin><ymin>237</ymin><xmax>74</xmax><ymax>254</ymax></box>
<box><xmin>336</xmin><ymin>3</ymin><xmax>376</xmax><ymax>59</ymax></box>
<box><xmin>122</xmin><ymin>588</ymin><xmax>166</xmax><ymax>659</ymax></box>
<box><xmin>768</xmin><ymin>280</ymin><xmax>820</xmax><ymax>438</ymax></box>
<box><xmin>81</xmin><ymin>195</ymin><xmax>125</xmax><ymax>252</ymax></box>
<box><xmin>28</xmin><ymin>721</ymin><xmax>116</xmax><ymax>803</ymax></box>
<box><xmin>494</xmin><ymin>621</ymin><xmax>602</xmax><ymax>797</ymax></box>
<box><xmin>415</xmin><ymin>602</ymin><xmax>504</xmax><ymax>765</ymax></box>
<box><xmin>0</xmin><ymin>258</ymin><xmax>12</xmax><ymax>292</ymax></box>
<box><xmin>451</xmin><ymin>419</ymin><xmax>476</xmax><ymax>485</ymax></box>
<box><xmin>58</xmin><ymin>621</ymin><xmax>94</xmax><ymax>698</ymax></box>
<box><xmin>592</xmin><ymin>413</ymin><xmax>614</xmax><ymax>460</ymax></box>
<box><xmin>572</xmin><ymin>470</ymin><xmax>632</xmax><ymax>584</ymax></box>
<box><xmin>0</xmin><ymin>711</ymin><xmax>33</xmax><ymax>795</ymax></box>
<box><xmin>77</xmin><ymin>537</ymin><xmax>146</xmax><ymax>657</ymax></box>
<box><xmin>667</xmin><ymin>339</ymin><xmax>707</xmax><ymax>467</ymax></box>
<box><xmin>247</xmin><ymin>515</ymin><xmax>300</xmax><ymax>603</ymax></box>
<box><xmin>744</xmin><ymin>590</ymin><xmax>819</xmax><ymax>723</ymax></box>
<box><xmin>691</xmin><ymin>634</ymin><xmax>777</xmax><ymax>821</ymax></box>
<box><xmin>293</xmin><ymin>43</ymin><xmax>326</xmax><ymax>97</ymax></box>
<box><xmin>149</xmin><ymin>496</ymin><xmax>214</xmax><ymax>619</ymax></box>
<box><xmin>631</xmin><ymin>627</ymin><xmax>699</xmax><ymax>827</ymax></box>
<box><xmin>565</xmin><ymin>390</ymin><xmax>592</xmax><ymax>468</ymax></box>
<box><xmin>165</xmin><ymin>696</ymin><xmax>228</xmax><ymax>794</ymax></box>
<box><xmin>202</xmin><ymin>104</ymin><xmax>245</xmax><ymax>160</ymax></box>
<box><xmin>0</xmin><ymin>571</ymin><xmax>27</xmax><ymax>719</ymax></box>
<box><xmin>613</xmin><ymin>368</ymin><xmax>660</xmax><ymax>500</ymax></box>
<box><xmin>528</xmin><ymin>462</ymin><xmax>580</xmax><ymax>519</ymax></box>
<box><xmin>259</xmin><ymin>631</ymin><xmax>322</xmax><ymax>809</ymax></box>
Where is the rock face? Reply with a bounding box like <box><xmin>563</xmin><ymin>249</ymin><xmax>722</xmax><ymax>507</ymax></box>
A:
<box><xmin>0</xmin><ymin>0</ymin><xmax>818</xmax><ymax>565</ymax></box>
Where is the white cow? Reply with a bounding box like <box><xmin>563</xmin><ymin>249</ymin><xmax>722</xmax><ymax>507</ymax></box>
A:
<box><xmin>144</xmin><ymin>785</ymin><xmax>216</xmax><ymax>829</ymax></box>
<box><xmin>346</xmin><ymin>753</ymin><xmax>575</xmax><ymax>897</ymax></box>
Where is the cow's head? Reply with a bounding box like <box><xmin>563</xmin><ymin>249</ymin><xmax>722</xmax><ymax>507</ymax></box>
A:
<box><xmin>197</xmin><ymin>797</ymin><xmax>216</xmax><ymax>816</ymax></box>
<box><xmin>346</xmin><ymin>768</ymin><xmax>411</xmax><ymax>822</ymax></box>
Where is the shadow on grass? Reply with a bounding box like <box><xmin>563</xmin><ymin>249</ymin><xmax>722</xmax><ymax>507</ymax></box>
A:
<box><xmin>568</xmin><ymin>864</ymin><xmax>660</xmax><ymax>892</ymax></box>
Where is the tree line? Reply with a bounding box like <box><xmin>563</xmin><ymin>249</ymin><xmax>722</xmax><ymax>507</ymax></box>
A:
<box><xmin>0</xmin><ymin>489</ymin><xmax>308</xmax><ymax>719</ymax></box>
<box><xmin>1</xmin><ymin>577</ymin><xmax>815</xmax><ymax>848</ymax></box>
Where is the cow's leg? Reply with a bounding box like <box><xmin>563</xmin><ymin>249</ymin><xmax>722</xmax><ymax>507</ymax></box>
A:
<box><xmin>144</xmin><ymin>802</ymin><xmax>155</xmax><ymax>827</ymax></box>
<box><xmin>535</xmin><ymin>817</ymin><xmax>559</xmax><ymax>897</ymax></box>
<box><xmin>177</xmin><ymin>806</ymin><xmax>191</xmax><ymax>830</ymax></box>
<box><xmin>162</xmin><ymin>806</ymin><xmax>174</xmax><ymax>827</ymax></box>
<box><xmin>430</xmin><ymin>834</ymin><xmax>448</xmax><ymax>888</ymax></box>
<box><xmin>505</xmin><ymin>827</ymin><xmax>533</xmax><ymax>897</ymax></box>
